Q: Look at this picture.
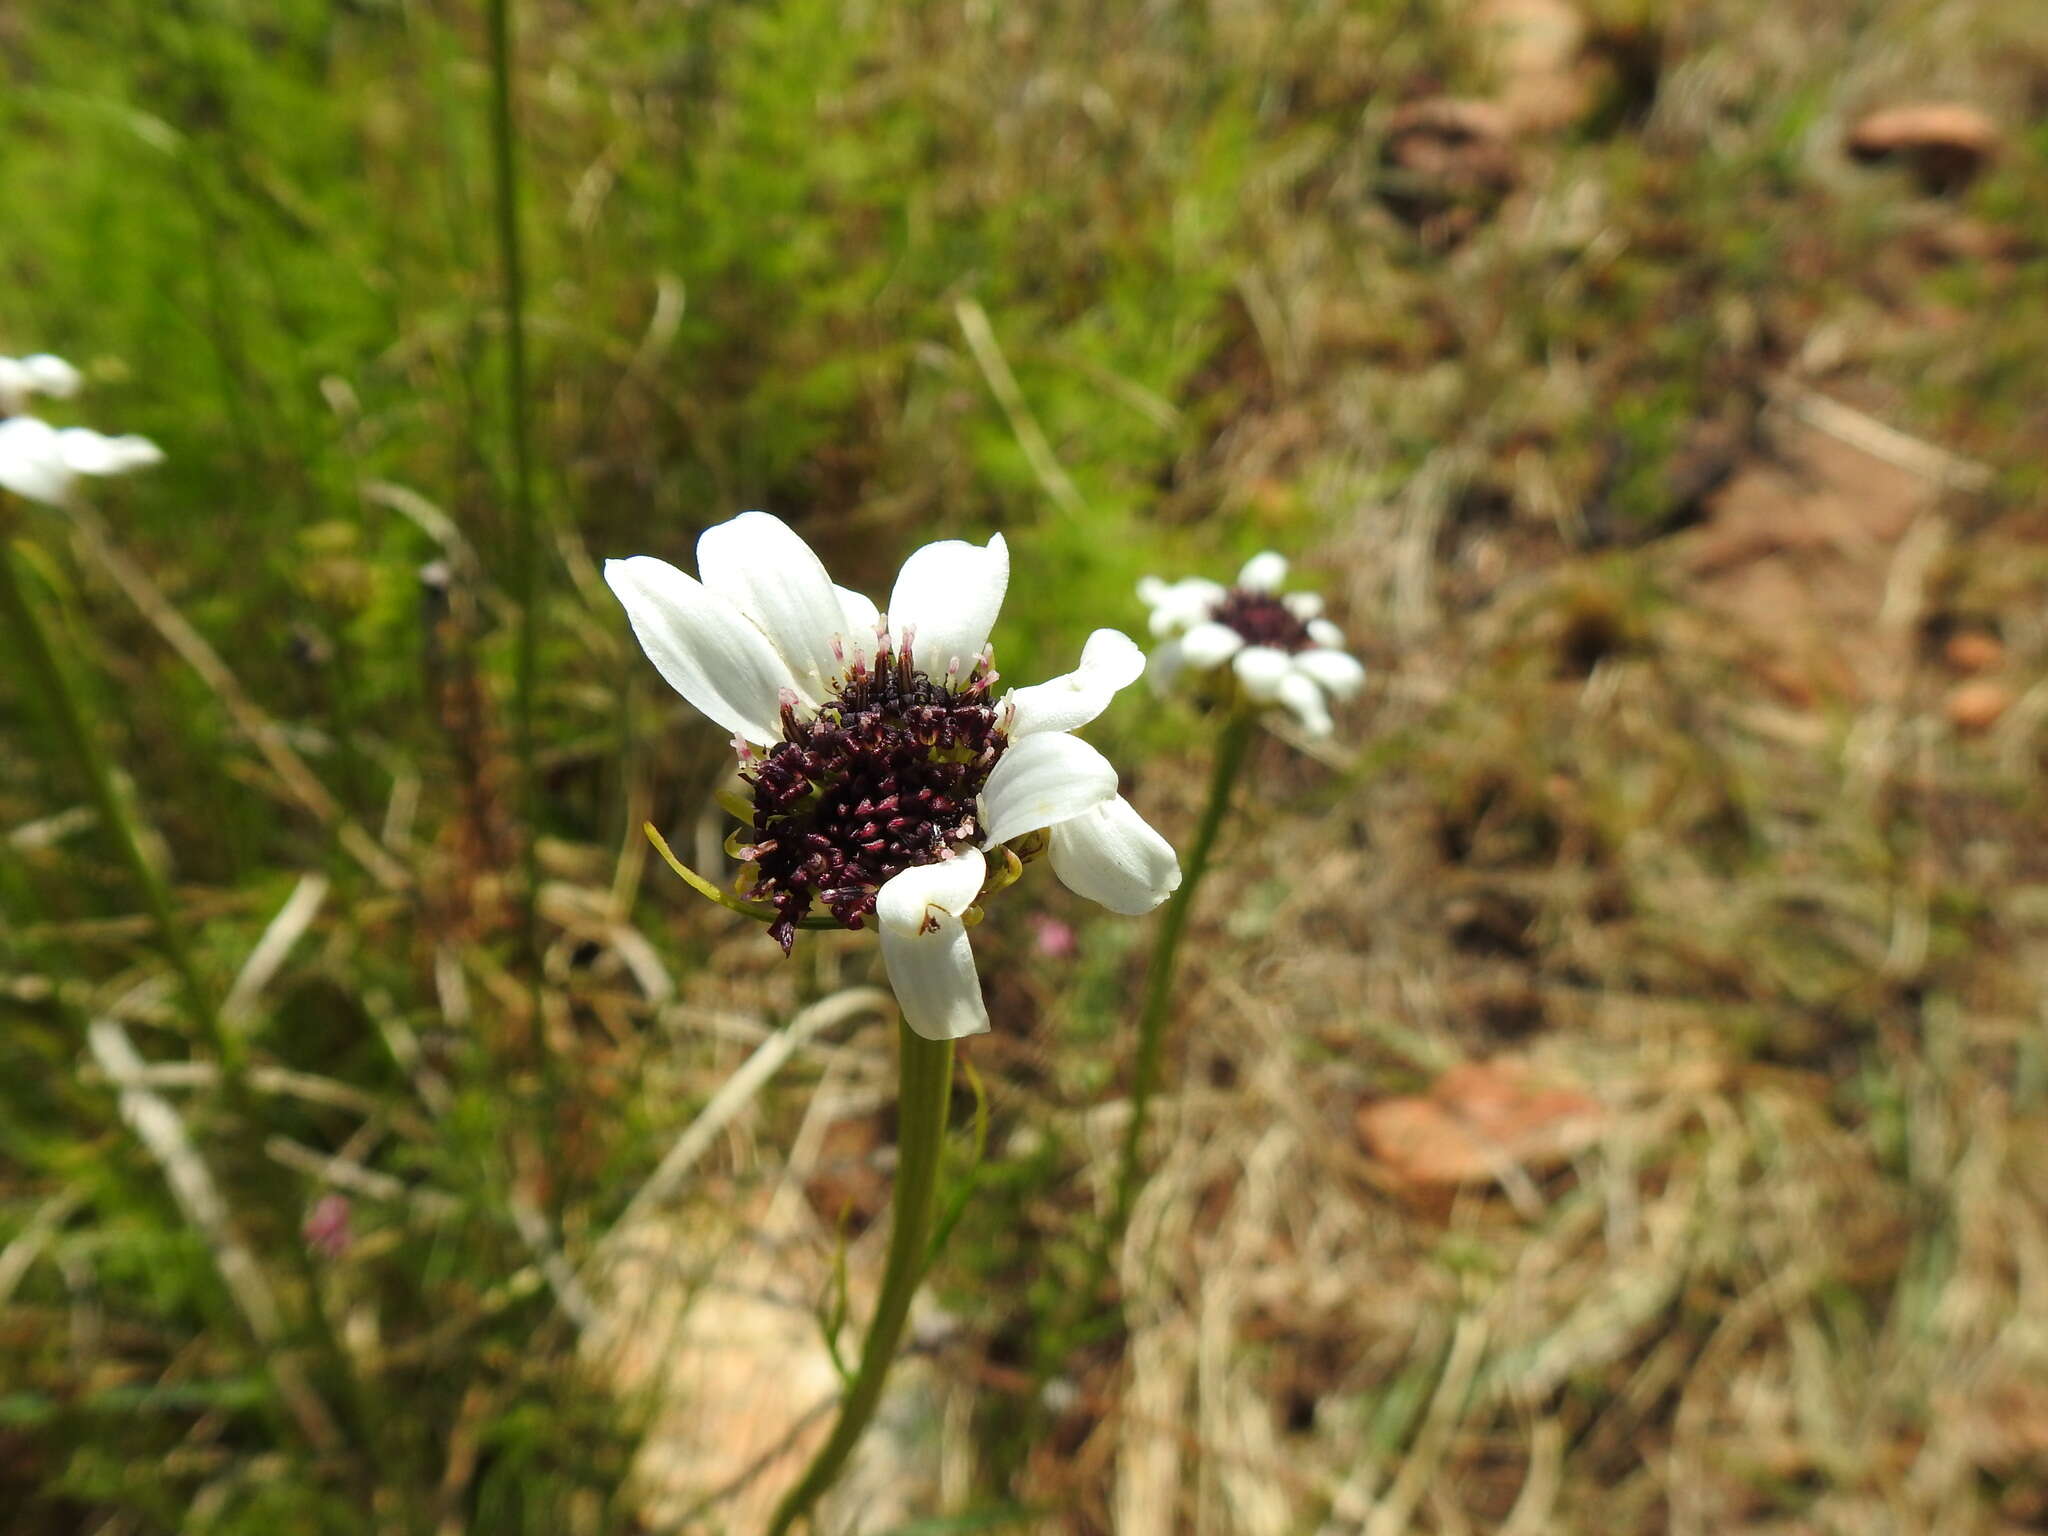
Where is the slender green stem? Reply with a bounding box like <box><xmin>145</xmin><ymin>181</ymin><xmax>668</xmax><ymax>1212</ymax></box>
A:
<box><xmin>766</xmin><ymin>1023</ymin><xmax>954</xmax><ymax>1536</ymax></box>
<box><xmin>0</xmin><ymin>524</ymin><xmax>240</xmax><ymax>1078</ymax></box>
<box><xmin>1108</xmin><ymin>710</ymin><xmax>1256</xmax><ymax>1248</ymax></box>
<box><xmin>484</xmin><ymin>0</ymin><xmax>541</xmax><ymax>949</ymax></box>
<box><xmin>0</xmin><ymin>513</ymin><xmax>391</xmax><ymax>1499</ymax></box>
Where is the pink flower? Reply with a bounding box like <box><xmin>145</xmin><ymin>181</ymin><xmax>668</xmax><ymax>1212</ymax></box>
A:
<box><xmin>1030</xmin><ymin>913</ymin><xmax>1078</xmax><ymax>960</ymax></box>
<box><xmin>302</xmin><ymin>1193</ymin><xmax>352</xmax><ymax>1259</ymax></box>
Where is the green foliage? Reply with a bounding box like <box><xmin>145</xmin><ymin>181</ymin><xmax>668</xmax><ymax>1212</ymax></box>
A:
<box><xmin>5</xmin><ymin>0</ymin><xmax>2048</xmax><ymax>1528</ymax></box>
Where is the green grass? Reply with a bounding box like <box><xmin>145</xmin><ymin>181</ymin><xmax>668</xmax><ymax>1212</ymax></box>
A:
<box><xmin>6</xmin><ymin>0</ymin><xmax>2048</xmax><ymax>1530</ymax></box>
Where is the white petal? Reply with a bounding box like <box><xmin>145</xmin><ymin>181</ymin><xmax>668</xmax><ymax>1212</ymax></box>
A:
<box><xmin>1295</xmin><ymin>648</ymin><xmax>1366</xmax><ymax>700</ymax></box>
<box><xmin>1178</xmin><ymin>620</ymin><xmax>1244</xmax><ymax>668</ymax></box>
<box><xmin>1002</xmin><ymin>628</ymin><xmax>1145</xmax><ymax>737</ymax></box>
<box><xmin>0</xmin><ymin>417</ymin><xmax>74</xmax><ymax>505</ymax></box>
<box><xmin>1232</xmin><ymin>645</ymin><xmax>1291</xmax><ymax>701</ymax></box>
<box><xmin>56</xmin><ymin>429</ymin><xmax>161</xmax><ymax>476</ymax></box>
<box><xmin>1136</xmin><ymin>575</ymin><xmax>1172</xmax><ymax>607</ymax></box>
<box><xmin>1147</xmin><ymin>577</ymin><xmax>1224</xmax><ymax>635</ymax></box>
<box><xmin>1308</xmin><ymin>618</ymin><xmax>1346</xmax><ymax>650</ymax></box>
<box><xmin>1283</xmin><ymin>591</ymin><xmax>1324</xmax><ymax>620</ymax></box>
<box><xmin>604</xmin><ymin>555</ymin><xmax>799</xmax><ymax>745</ymax></box>
<box><xmin>695</xmin><ymin>511</ymin><xmax>847</xmax><ymax>702</ymax></box>
<box><xmin>875</xmin><ymin>848</ymin><xmax>987</xmax><ymax>935</ymax></box>
<box><xmin>1277</xmin><ymin>671</ymin><xmax>1333</xmax><ymax>737</ymax></box>
<box><xmin>887</xmin><ymin>532</ymin><xmax>1009</xmax><ymax>678</ymax></box>
<box><xmin>1049</xmin><ymin>796</ymin><xmax>1181</xmax><ymax>915</ymax></box>
<box><xmin>1238</xmin><ymin>551</ymin><xmax>1288</xmax><ymax>591</ymax></box>
<box><xmin>1145</xmin><ymin>638</ymin><xmax>1187</xmax><ymax>694</ymax></box>
<box><xmin>832</xmin><ymin>584</ymin><xmax>882</xmax><ymax>670</ymax></box>
<box><xmin>880</xmin><ymin>915</ymin><xmax>989</xmax><ymax>1040</ymax></box>
<box><xmin>1147</xmin><ymin>604</ymin><xmax>1188</xmax><ymax>638</ymax></box>
<box><xmin>23</xmin><ymin>354</ymin><xmax>81</xmax><ymax>399</ymax></box>
<box><xmin>877</xmin><ymin>854</ymin><xmax>992</xmax><ymax>1041</ymax></box>
<box><xmin>978</xmin><ymin>732</ymin><xmax>1118</xmax><ymax>846</ymax></box>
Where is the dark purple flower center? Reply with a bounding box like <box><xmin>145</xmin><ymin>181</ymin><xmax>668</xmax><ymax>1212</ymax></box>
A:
<box><xmin>739</xmin><ymin>632</ymin><xmax>1006</xmax><ymax>953</ymax></box>
<box><xmin>1212</xmin><ymin>587</ymin><xmax>1313</xmax><ymax>652</ymax></box>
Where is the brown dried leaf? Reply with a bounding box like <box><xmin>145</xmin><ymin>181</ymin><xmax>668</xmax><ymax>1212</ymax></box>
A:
<box><xmin>1946</xmin><ymin>679</ymin><xmax>2012</xmax><ymax>731</ymax></box>
<box><xmin>1848</xmin><ymin>104</ymin><xmax>2001</xmax><ymax>191</ymax></box>
<box><xmin>1356</xmin><ymin>1058</ymin><xmax>1605</xmax><ymax>1185</ymax></box>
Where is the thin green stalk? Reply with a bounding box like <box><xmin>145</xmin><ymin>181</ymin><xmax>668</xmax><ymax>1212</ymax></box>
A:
<box><xmin>1108</xmin><ymin>709</ymin><xmax>1256</xmax><ymax>1245</ymax></box>
<box><xmin>0</xmin><ymin>525</ymin><xmax>237</xmax><ymax>1078</ymax></box>
<box><xmin>766</xmin><ymin>1024</ymin><xmax>955</xmax><ymax>1536</ymax></box>
<box><xmin>484</xmin><ymin>0</ymin><xmax>541</xmax><ymax>949</ymax></box>
<box><xmin>0</xmin><ymin>513</ymin><xmax>394</xmax><ymax>1502</ymax></box>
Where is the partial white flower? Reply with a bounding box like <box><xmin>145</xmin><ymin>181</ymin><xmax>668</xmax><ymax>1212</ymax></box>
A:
<box><xmin>0</xmin><ymin>417</ymin><xmax>164</xmax><ymax>507</ymax></box>
<box><xmin>0</xmin><ymin>353</ymin><xmax>83</xmax><ymax>416</ymax></box>
<box><xmin>1138</xmin><ymin>550</ymin><xmax>1364</xmax><ymax>738</ymax></box>
<box><xmin>609</xmin><ymin>512</ymin><xmax>1181</xmax><ymax>1041</ymax></box>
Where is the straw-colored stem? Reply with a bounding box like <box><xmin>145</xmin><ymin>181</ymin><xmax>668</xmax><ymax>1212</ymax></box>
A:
<box><xmin>765</xmin><ymin>1023</ymin><xmax>954</xmax><ymax>1535</ymax></box>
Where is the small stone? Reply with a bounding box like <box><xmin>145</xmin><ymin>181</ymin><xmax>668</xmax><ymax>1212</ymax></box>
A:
<box><xmin>1946</xmin><ymin>679</ymin><xmax>2012</xmax><ymax>731</ymax></box>
<box><xmin>1943</xmin><ymin>631</ymin><xmax>2004</xmax><ymax>674</ymax></box>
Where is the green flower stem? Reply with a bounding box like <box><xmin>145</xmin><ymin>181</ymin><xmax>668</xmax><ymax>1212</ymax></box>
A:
<box><xmin>0</xmin><ymin>524</ymin><xmax>240</xmax><ymax>1079</ymax></box>
<box><xmin>1108</xmin><ymin>709</ymin><xmax>1256</xmax><ymax>1250</ymax></box>
<box><xmin>766</xmin><ymin>1022</ymin><xmax>955</xmax><ymax>1536</ymax></box>
<box><xmin>485</xmin><ymin>0</ymin><xmax>541</xmax><ymax>953</ymax></box>
<box><xmin>0</xmin><ymin>512</ymin><xmax>390</xmax><ymax>1494</ymax></box>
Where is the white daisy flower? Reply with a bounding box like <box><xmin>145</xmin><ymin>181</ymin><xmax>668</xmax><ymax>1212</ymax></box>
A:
<box><xmin>1138</xmin><ymin>551</ymin><xmax>1364</xmax><ymax>738</ymax></box>
<box><xmin>0</xmin><ymin>352</ymin><xmax>84</xmax><ymax>416</ymax></box>
<box><xmin>607</xmin><ymin>511</ymin><xmax>1181</xmax><ymax>1041</ymax></box>
<box><xmin>0</xmin><ymin>416</ymin><xmax>163</xmax><ymax>507</ymax></box>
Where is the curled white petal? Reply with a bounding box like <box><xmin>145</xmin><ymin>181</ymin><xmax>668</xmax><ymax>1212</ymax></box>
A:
<box><xmin>1049</xmin><ymin>796</ymin><xmax>1181</xmax><ymax>915</ymax></box>
<box><xmin>1238</xmin><ymin>551</ymin><xmax>1288</xmax><ymax>591</ymax></box>
<box><xmin>0</xmin><ymin>417</ymin><xmax>75</xmax><ymax>505</ymax></box>
<box><xmin>1308</xmin><ymin>618</ymin><xmax>1346</xmax><ymax>650</ymax></box>
<box><xmin>1277</xmin><ymin>670</ymin><xmax>1333</xmax><ymax>737</ymax></box>
<box><xmin>978</xmin><ymin>731</ymin><xmax>1118</xmax><ymax>846</ymax></box>
<box><xmin>1295</xmin><ymin>648</ymin><xmax>1366</xmax><ymax>700</ymax></box>
<box><xmin>1003</xmin><ymin>628</ymin><xmax>1145</xmax><ymax>737</ymax></box>
<box><xmin>1231</xmin><ymin>645</ymin><xmax>1291</xmax><ymax>701</ymax></box>
<box><xmin>875</xmin><ymin>848</ymin><xmax>987</xmax><ymax>936</ymax></box>
<box><xmin>695</xmin><ymin>511</ymin><xmax>848</xmax><ymax>704</ymax></box>
<box><xmin>1283</xmin><ymin>590</ymin><xmax>1324</xmax><ymax>620</ymax></box>
<box><xmin>603</xmin><ymin>556</ymin><xmax>798</xmax><ymax>745</ymax></box>
<box><xmin>888</xmin><ymin>532</ymin><xmax>1009</xmax><ymax>678</ymax></box>
<box><xmin>876</xmin><ymin>855</ymin><xmax>990</xmax><ymax>1042</ymax></box>
<box><xmin>1178</xmin><ymin>620</ymin><xmax>1244</xmax><ymax>668</ymax></box>
<box><xmin>880</xmin><ymin>916</ymin><xmax>989</xmax><ymax>1040</ymax></box>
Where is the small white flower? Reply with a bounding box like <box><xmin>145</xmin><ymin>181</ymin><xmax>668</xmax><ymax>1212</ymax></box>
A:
<box><xmin>608</xmin><ymin>511</ymin><xmax>1181</xmax><ymax>1041</ymax></box>
<box><xmin>0</xmin><ymin>417</ymin><xmax>164</xmax><ymax>507</ymax></box>
<box><xmin>1138</xmin><ymin>551</ymin><xmax>1364</xmax><ymax>738</ymax></box>
<box><xmin>0</xmin><ymin>353</ymin><xmax>83</xmax><ymax>415</ymax></box>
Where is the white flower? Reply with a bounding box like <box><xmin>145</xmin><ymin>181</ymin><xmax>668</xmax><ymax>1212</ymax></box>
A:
<box><xmin>1137</xmin><ymin>551</ymin><xmax>1364</xmax><ymax>738</ymax></box>
<box><xmin>0</xmin><ymin>416</ymin><xmax>163</xmax><ymax>507</ymax></box>
<box><xmin>607</xmin><ymin>511</ymin><xmax>1181</xmax><ymax>1041</ymax></box>
<box><xmin>0</xmin><ymin>353</ymin><xmax>83</xmax><ymax>416</ymax></box>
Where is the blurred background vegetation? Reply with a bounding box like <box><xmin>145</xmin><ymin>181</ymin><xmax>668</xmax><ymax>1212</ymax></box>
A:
<box><xmin>5</xmin><ymin>0</ymin><xmax>2048</xmax><ymax>1530</ymax></box>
